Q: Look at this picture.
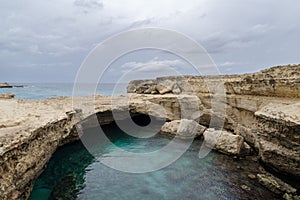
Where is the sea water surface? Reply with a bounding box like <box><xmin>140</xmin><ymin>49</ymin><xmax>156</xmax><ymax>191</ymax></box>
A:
<box><xmin>0</xmin><ymin>83</ymin><xmax>126</xmax><ymax>99</ymax></box>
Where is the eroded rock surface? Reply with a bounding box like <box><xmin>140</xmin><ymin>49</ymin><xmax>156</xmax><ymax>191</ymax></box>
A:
<box><xmin>203</xmin><ymin>128</ymin><xmax>244</xmax><ymax>155</ymax></box>
<box><xmin>0</xmin><ymin>64</ymin><xmax>299</xmax><ymax>199</ymax></box>
<box><xmin>160</xmin><ymin>119</ymin><xmax>206</xmax><ymax>139</ymax></box>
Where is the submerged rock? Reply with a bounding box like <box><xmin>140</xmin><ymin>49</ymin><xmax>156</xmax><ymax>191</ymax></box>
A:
<box><xmin>160</xmin><ymin>119</ymin><xmax>206</xmax><ymax>139</ymax></box>
<box><xmin>241</xmin><ymin>184</ymin><xmax>251</xmax><ymax>191</ymax></box>
<box><xmin>283</xmin><ymin>193</ymin><xmax>300</xmax><ymax>200</ymax></box>
<box><xmin>203</xmin><ymin>128</ymin><xmax>244</xmax><ymax>155</ymax></box>
<box><xmin>49</xmin><ymin>173</ymin><xmax>81</xmax><ymax>200</ymax></box>
<box><xmin>257</xmin><ymin>173</ymin><xmax>297</xmax><ymax>195</ymax></box>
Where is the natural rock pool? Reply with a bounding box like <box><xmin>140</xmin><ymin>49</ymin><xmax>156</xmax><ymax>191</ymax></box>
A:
<box><xmin>29</xmin><ymin>121</ymin><xmax>281</xmax><ymax>200</ymax></box>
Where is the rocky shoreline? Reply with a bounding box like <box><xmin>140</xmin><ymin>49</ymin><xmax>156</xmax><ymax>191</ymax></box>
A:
<box><xmin>0</xmin><ymin>65</ymin><xmax>299</xmax><ymax>199</ymax></box>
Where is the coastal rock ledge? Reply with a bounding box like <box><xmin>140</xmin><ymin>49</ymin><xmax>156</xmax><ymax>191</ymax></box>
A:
<box><xmin>0</xmin><ymin>64</ymin><xmax>299</xmax><ymax>199</ymax></box>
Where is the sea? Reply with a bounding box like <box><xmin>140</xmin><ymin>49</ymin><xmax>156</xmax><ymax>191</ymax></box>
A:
<box><xmin>1</xmin><ymin>83</ymin><xmax>283</xmax><ymax>200</ymax></box>
<box><xmin>0</xmin><ymin>83</ymin><xmax>126</xmax><ymax>100</ymax></box>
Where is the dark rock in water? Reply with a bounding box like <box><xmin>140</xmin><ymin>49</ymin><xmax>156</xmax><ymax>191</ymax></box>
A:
<box><xmin>241</xmin><ymin>184</ymin><xmax>251</xmax><ymax>191</ymax></box>
<box><xmin>13</xmin><ymin>85</ymin><xmax>24</xmax><ymax>88</ymax></box>
<box><xmin>0</xmin><ymin>82</ymin><xmax>13</xmax><ymax>88</ymax></box>
<box><xmin>283</xmin><ymin>193</ymin><xmax>300</xmax><ymax>200</ymax></box>
<box><xmin>257</xmin><ymin>172</ymin><xmax>297</xmax><ymax>195</ymax></box>
<box><xmin>0</xmin><ymin>82</ymin><xmax>24</xmax><ymax>88</ymax></box>
<box><xmin>248</xmin><ymin>174</ymin><xmax>256</xmax><ymax>180</ymax></box>
<box><xmin>49</xmin><ymin>173</ymin><xmax>81</xmax><ymax>200</ymax></box>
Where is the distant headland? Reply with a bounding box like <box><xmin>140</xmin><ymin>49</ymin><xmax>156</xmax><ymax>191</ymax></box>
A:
<box><xmin>0</xmin><ymin>82</ymin><xmax>24</xmax><ymax>88</ymax></box>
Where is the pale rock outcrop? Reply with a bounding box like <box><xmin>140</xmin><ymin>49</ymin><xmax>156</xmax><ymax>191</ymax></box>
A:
<box><xmin>161</xmin><ymin>119</ymin><xmax>206</xmax><ymax>138</ymax></box>
<box><xmin>155</xmin><ymin>80</ymin><xmax>173</xmax><ymax>94</ymax></box>
<box><xmin>160</xmin><ymin>119</ymin><xmax>206</xmax><ymax>139</ymax></box>
<box><xmin>203</xmin><ymin>128</ymin><xmax>244</xmax><ymax>155</ymax></box>
<box><xmin>127</xmin><ymin>80</ymin><xmax>156</xmax><ymax>94</ymax></box>
<box><xmin>0</xmin><ymin>94</ymin><xmax>14</xmax><ymax>99</ymax></box>
<box><xmin>155</xmin><ymin>79</ymin><xmax>179</xmax><ymax>94</ymax></box>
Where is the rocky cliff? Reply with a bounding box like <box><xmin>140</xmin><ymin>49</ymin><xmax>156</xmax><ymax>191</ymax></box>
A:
<box><xmin>0</xmin><ymin>64</ymin><xmax>299</xmax><ymax>199</ymax></box>
<box><xmin>0</xmin><ymin>96</ymin><xmax>124</xmax><ymax>199</ymax></box>
<box><xmin>127</xmin><ymin>64</ymin><xmax>300</xmax><ymax>178</ymax></box>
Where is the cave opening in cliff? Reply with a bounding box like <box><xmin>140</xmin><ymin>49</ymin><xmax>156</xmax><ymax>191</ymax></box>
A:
<box><xmin>130</xmin><ymin>113</ymin><xmax>152</xmax><ymax>127</ymax></box>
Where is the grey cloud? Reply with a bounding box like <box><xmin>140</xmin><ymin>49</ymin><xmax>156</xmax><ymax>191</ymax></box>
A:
<box><xmin>74</xmin><ymin>0</ymin><xmax>104</xmax><ymax>8</ymax></box>
<box><xmin>1</xmin><ymin>0</ymin><xmax>300</xmax><ymax>82</ymax></box>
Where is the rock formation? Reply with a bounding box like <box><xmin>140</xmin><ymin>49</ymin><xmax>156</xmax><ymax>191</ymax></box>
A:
<box><xmin>0</xmin><ymin>82</ymin><xmax>12</xmax><ymax>88</ymax></box>
<box><xmin>0</xmin><ymin>64</ymin><xmax>299</xmax><ymax>199</ymax></box>
<box><xmin>127</xmin><ymin>64</ymin><xmax>300</xmax><ymax>178</ymax></box>
<box><xmin>160</xmin><ymin>119</ymin><xmax>206</xmax><ymax>139</ymax></box>
<box><xmin>203</xmin><ymin>128</ymin><xmax>244</xmax><ymax>155</ymax></box>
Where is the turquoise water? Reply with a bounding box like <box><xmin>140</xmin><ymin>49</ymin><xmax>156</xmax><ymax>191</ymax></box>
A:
<box><xmin>30</xmin><ymin>121</ymin><xmax>281</xmax><ymax>200</ymax></box>
<box><xmin>0</xmin><ymin>83</ymin><xmax>126</xmax><ymax>99</ymax></box>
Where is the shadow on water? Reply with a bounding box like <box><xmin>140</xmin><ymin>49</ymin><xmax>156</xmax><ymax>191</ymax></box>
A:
<box><xmin>30</xmin><ymin>116</ymin><xmax>283</xmax><ymax>200</ymax></box>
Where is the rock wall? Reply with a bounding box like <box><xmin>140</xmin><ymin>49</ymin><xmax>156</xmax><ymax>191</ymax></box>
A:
<box><xmin>0</xmin><ymin>96</ymin><xmax>123</xmax><ymax>199</ymax></box>
<box><xmin>127</xmin><ymin>64</ymin><xmax>300</xmax><ymax>177</ymax></box>
<box><xmin>0</xmin><ymin>113</ymin><xmax>78</xmax><ymax>199</ymax></box>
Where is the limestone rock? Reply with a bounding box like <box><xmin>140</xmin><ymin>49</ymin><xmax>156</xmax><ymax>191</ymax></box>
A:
<box><xmin>0</xmin><ymin>94</ymin><xmax>15</xmax><ymax>99</ymax></box>
<box><xmin>160</xmin><ymin>119</ymin><xmax>206</xmax><ymax>139</ymax></box>
<box><xmin>156</xmin><ymin>79</ymin><xmax>176</xmax><ymax>94</ymax></box>
<box><xmin>203</xmin><ymin>128</ymin><xmax>244</xmax><ymax>155</ymax></box>
<box><xmin>1</xmin><ymin>64</ymin><xmax>300</xmax><ymax>199</ymax></box>
<box><xmin>127</xmin><ymin>64</ymin><xmax>300</xmax><ymax>177</ymax></box>
<box><xmin>172</xmin><ymin>83</ymin><xmax>181</xmax><ymax>94</ymax></box>
<box><xmin>257</xmin><ymin>173</ymin><xmax>297</xmax><ymax>195</ymax></box>
<box><xmin>127</xmin><ymin>80</ymin><xmax>156</xmax><ymax>94</ymax></box>
<box><xmin>255</xmin><ymin>102</ymin><xmax>300</xmax><ymax>177</ymax></box>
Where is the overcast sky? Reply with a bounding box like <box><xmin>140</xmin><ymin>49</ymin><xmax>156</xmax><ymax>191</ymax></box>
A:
<box><xmin>1</xmin><ymin>0</ymin><xmax>299</xmax><ymax>83</ymax></box>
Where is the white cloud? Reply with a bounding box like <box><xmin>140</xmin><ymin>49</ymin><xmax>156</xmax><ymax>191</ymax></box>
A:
<box><xmin>121</xmin><ymin>58</ymin><xmax>184</xmax><ymax>73</ymax></box>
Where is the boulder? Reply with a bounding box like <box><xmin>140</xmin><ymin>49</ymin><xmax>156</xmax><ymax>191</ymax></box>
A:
<box><xmin>127</xmin><ymin>80</ymin><xmax>156</xmax><ymax>93</ymax></box>
<box><xmin>203</xmin><ymin>128</ymin><xmax>244</xmax><ymax>155</ymax></box>
<box><xmin>144</xmin><ymin>85</ymin><xmax>157</xmax><ymax>94</ymax></box>
<box><xmin>156</xmin><ymin>79</ymin><xmax>176</xmax><ymax>94</ymax></box>
<box><xmin>161</xmin><ymin>119</ymin><xmax>206</xmax><ymax>139</ymax></box>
